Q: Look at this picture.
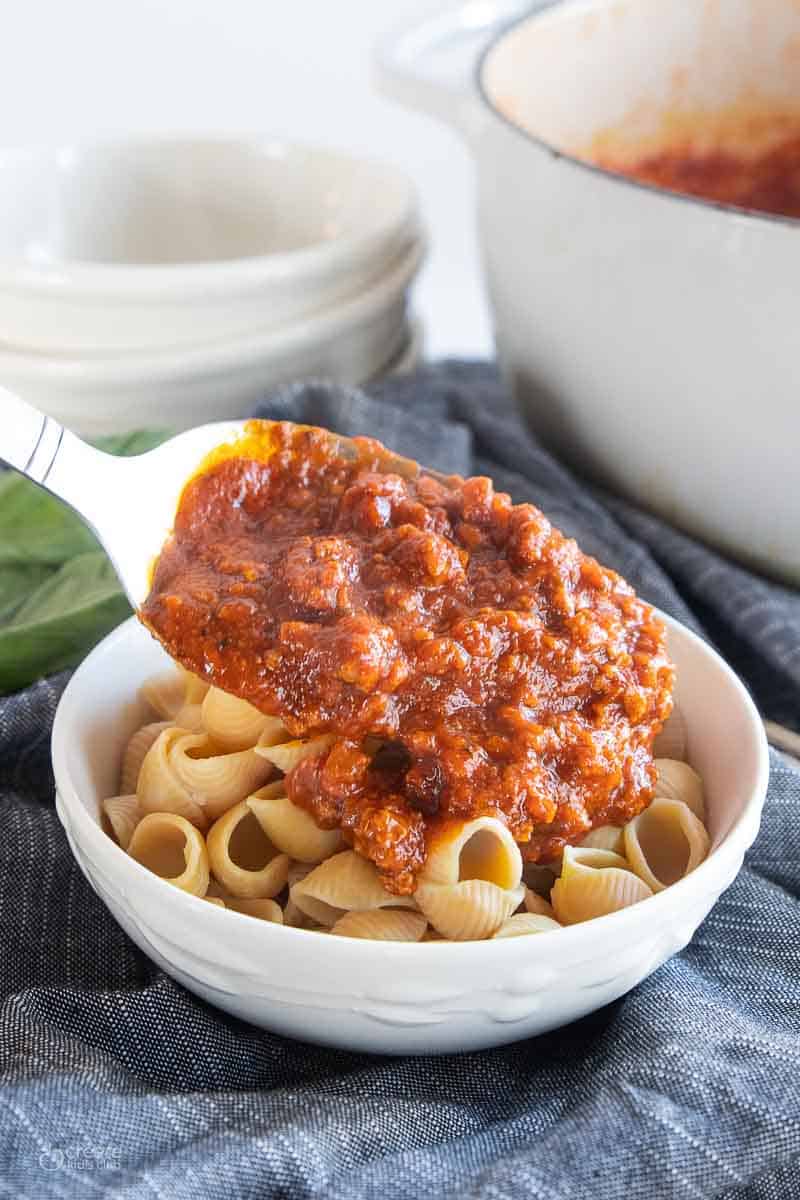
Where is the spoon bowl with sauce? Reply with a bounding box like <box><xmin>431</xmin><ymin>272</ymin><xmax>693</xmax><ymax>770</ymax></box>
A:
<box><xmin>1</xmin><ymin>391</ymin><xmax>428</xmax><ymax>611</ymax></box>
<box><xmin>4</xmin><ymin>387</ymin><xmax>678</xmax><ymax>896</ymax></box>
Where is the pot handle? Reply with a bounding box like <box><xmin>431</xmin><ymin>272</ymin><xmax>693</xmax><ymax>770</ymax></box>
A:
<box><xmin>375</xmin><ymin>1</ymin><xmax>542</xmax><ymax>139</ymax></box>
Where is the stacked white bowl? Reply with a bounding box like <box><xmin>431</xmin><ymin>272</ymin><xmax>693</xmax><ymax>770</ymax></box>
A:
<box><xmin>0</xmin><ymin>138</ymin><xmax>424</xmax><ymax>434</ymax></box>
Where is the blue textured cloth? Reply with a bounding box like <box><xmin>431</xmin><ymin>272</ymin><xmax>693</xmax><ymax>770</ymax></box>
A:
<box><xmin>1</xmin><ymin>363</ymin><xmax>798</xmax><ymax>1199</ymax></box>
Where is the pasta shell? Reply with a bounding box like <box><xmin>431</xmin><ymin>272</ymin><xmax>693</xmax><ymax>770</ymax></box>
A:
<box><xmin>414</xmin><ymin>880</ymin><xmax>525</xmax><ymax>941</ymax></box>
<box><xmin>291</xmin><ymin>850</ymin><xmax>411</xmax><ymax>914</ymax></box>
<box><xmin>128</xmin><ymin>812</ymin><xmax>209</xmax><ymax>896</ymax></box>
<box><xmin>580</xmin><ymin>825</ymin><xmax>625</xmax><ymax>855</ymax></box>
<box><xmin>170</xmin><ymin>732</ymin><xmax>274</xmax><ymax>821</ymax></box>
<box><xmin>141</xmin><ymin>668</ymin><xmax>208</xmax><ymax>722</ymax></box>
<box><xmin>137</xmin><ymin>727</ymin><xmax>207</xmax><ymax>827</ymax></box>
<box><xmin>283</xmin><ymin>860</ymin><xmax>345</xmax><ymax>924</ymax></box>
<box><xmin>287</xmin><ymin>888</ymin><xmax>346</xmax><ymax>928</ymax></box>
<box><xmin>224</xmin><ymin>897</ymin><xmax>283</xmax><ymax>923</ymax></box>
<box><xmin>246</xmin><ymin>789</ymin><xmax>343</xmax><ymax>863</ymax></box>
<box><xmin>205</xmin><ymin>897</ymin><xmax>226</xmax><ymax>908</ymax></box>
<box><xmin>254</xmin><ymin>779</ymin><xmax>288</xmax><ymax>801</ymax></box>
<box><xmin>173</xmin><ymin>703</ymin><xmax>204</xmax><ymax>732</ymax></box>
<box><xmin>206</xmin><ymin>800</ymin><xmax>289</xmax><ymax>899</ymax></box>
<box><xmin>624</xmin><ymin>797</ymin><xmax>710</xmax><ymax>893</ymax></box>
<box><xmin>653</xmin><ymin>705</ymin><xmax>688</xmax><ymax>762</ymax></box>
<box><xmin>331</xmin><ymin>910</ymin><xmax>427</xmax><ymax>941</ymax></box>
<box><xmin>205</xmin><ymin>878</ymin><xmax>229</xmax><ymax>899</ymax></box>
<box><xmin>204</xmin><ymin>880</ymin><xmax>284</xmax><ymax>925</ymax></box>
<box><xmin>551</xmin><ymin>847</ymin><xmax>652</xmax><ymax>925</ymax></box>
<box><xmin>140</xmin><ymin>670</ymin><xmax>186</xmax><ymax>720</ymax></box>
<box><xmin>282</xmin><ymin>895</ymin><xmax>316</xmax><ymax>928</ymax></box>
<box><xmin>422</xmin><ymin>816</ymin><xmax>522</xmax><ymax>889</ymax></box>
<box><xmin>103</xmin><ymin>794</ymin><xmax>142</xmax><ymax>851</ymax></box>
<box><xmin>255</xmin><ymin>733</ymin><xmax>335</xmax><ymax>774</ymax></box>
<box><xmin>287</xmin><ymin>859</ymin><xmax>313</xmax><ymax>888</ymax></box>
<box><xmin>524</xmin><ymin>888</ymin><xmax>556</xmax><ymax>919</ymax></box>
<box><xmin>201</xmin><ymin>687</ymin><xmax>280</xmax><ymax>752</ymax></box>
<box><xmin>179</xmin><ymin>667</ymin><xmax>210</xmax><ymax>705</ymax></box>
<box><xmin>120</xmin><ymin>721</ymin><xmax>171</xmax><ymax>795</ymax></box>
<box><xmin>655</xmin><ymin>759</ymin><xmax>706</xmax><ymax>821</ymax></box>
<box><xmin>251</xmin><ymin>715</ymin><xmax>294</xmax><ymax>750</ymax></box>
<box><xmin>493</xmin><ymin>913</ymin><xmax>562</xmax><ymax>938</ymax></box>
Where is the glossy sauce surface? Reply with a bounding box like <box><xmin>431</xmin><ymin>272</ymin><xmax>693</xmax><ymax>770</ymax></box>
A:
<box><xmin>142</xmin><ymin>422</ymin><xmax>673</xmax><ymax>893</ymax></box>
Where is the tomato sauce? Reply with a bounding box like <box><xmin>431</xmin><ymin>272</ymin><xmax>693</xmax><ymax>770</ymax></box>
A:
<box><xmin>141</xmin><ymin>421</ymin><xmax>674</xmax><ymax>893</ymax></box>
<box><xmin>596</xmin><ymin>132</ymin><xmax>800</xmax><ymax>218</ymax></box>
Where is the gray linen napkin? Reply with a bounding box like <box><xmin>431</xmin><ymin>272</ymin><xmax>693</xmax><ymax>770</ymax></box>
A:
<box><xmin>0</xmin><ymin>363</ymin><xmax>798</xmax><ymax>1200</ymax></box>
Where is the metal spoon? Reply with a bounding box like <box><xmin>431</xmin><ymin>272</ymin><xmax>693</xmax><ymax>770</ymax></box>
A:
<box><xmin>0</xmin><ymin>391</ymin><xmax>430</xmax><ymax>609</ymax></box>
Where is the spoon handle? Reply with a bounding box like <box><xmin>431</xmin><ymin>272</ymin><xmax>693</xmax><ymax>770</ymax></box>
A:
<box><xmin>0</xmin><ymin>390</ymin><xmax>120</xmax><ymax>531</ymax></box>
<box><xmin>1</xmin><ymin>390</ymin><xmax>68</xmax><ymax>484</ymax></box>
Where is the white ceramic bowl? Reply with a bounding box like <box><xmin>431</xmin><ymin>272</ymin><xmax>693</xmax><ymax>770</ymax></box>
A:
<box><xmin>52</xmin><ymin>613</ymin><xmax>768</xmax><ymax>1055</ymax></box>
<box><xmin>377</xmin><ymin>316</ymin><xmax>425</xmax><ymax>379</ymax></box>
<box><xmin>0</xmin><ymin>138</ymin><xmax>421</xmax><ymax>353</ymax></box>
<box><xmin>379</xmin><ymin>0</ymin><xmax>800</xmax><ymax>584</ymax></box>
<box><xmin>2</xmin><ymin>238</ymin><xmax>423</xmax><ymax>435</ymax></box>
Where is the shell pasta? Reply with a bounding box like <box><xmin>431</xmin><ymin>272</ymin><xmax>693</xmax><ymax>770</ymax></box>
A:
<box><xmin>624</xmin><ymin>798</ymin><xmax>710</xmax><ymax>893</ymax></box>
<box><xmin>127</xmin><ymin>812</ymin><xmax>209</xmax><ymax>896</ymax></box>
<box><xmin>103</xmin><ymin>669</ymin><xmax>711</xmax><ymax>942</ymax></box>
<box><xmin>205</xmin><ymin>801</ymin><xmax>289</xmax><ymax>899</ymax></box>
<box><xmin>246</xmin><ymin>786</ymin><xmax>344</xmax><ymax>862</ymax></box>
<box><xmin>331</xmin><ymin>910</ymin><xmax>427</xmax><ymax>941</ymax></box>
<box><xmin>102</xmin><ymin>794</ymin><xmax>142</xmax><ymax>851</ymax></box>
<box><xmin>551</xmin><ymin>848</ymin><xmax>654</xmax><ymax>925</ymax></box>
<box><xmin>120</xmin><ymin>721</ymin><xmax>170</xmax><ymax>796</ymax></box>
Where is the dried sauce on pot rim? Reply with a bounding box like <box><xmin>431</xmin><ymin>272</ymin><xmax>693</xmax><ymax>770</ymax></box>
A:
<box><xmin>593</xmin><ymin>125</ymin><xmax>800</xmax><ymax>220</ymax></box>
<box><xmin>141</xmin><ymin>421</ymin><xmax>674</xmax><ymax>894</ymax></box>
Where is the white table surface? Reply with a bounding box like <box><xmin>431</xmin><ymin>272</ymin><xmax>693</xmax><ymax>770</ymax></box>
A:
<box><xmin>0</xmin><ymin>0</ymin><xmax>492</xmax><ymax>361</ymax></box>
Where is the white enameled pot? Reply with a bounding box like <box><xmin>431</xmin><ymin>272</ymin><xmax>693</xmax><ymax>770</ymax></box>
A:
<box><xmin>378</xmin><ymin>0</ymin><xmax>800</xmax><ymax>584</ymax></box>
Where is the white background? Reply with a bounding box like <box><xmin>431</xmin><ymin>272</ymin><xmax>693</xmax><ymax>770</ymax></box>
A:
<box><xmin>0</xmin><ymin>0</ymin><xmax>491</xmax><ymax>359</ymax></box>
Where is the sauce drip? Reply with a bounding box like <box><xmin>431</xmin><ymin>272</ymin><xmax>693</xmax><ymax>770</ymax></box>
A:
<box><xmin>141</xmin><ymin>421</ymin><xmax>673</xmax><ymax>893</ymax></box>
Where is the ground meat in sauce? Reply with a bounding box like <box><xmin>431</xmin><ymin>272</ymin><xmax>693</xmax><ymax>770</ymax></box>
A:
<box><xmin>141</xmin><ymin>421</ymin><xmax>674</xmax><ymax>894</ymax></box>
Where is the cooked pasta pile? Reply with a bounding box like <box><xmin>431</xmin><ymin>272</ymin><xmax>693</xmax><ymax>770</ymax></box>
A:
<box><xmin>103</xmin><ymin>669</ymin><xmax>711</xmax><ymax>942</ymax></box>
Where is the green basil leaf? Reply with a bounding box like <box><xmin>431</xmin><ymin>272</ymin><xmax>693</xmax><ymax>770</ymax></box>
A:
<box><xmin>0</xmin><ymin>473</ymin><xmax>100</xmax><ymax>566</ymax></box>
<box><xmin>0</xmin><ymin>562</ymin><xmax>54</xmax><ymax>623</ymax></box>
<box><xmin>0</xmin><ymin>551</ymin><xmax>131</xmax><ymax>693</ymax></box>
<box><xmin>0</xmin><ymin>427</ymin><xmax>168</xmax><ymax>692</ymax></box>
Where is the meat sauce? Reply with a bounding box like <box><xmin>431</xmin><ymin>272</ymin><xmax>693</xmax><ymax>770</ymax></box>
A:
<box><xmin>141</xmin><ymin>421</ymin><xmax>674</xmax><ymax>894</ymax></box>
<box><xmin>596</xmin><ymin>132</ymin><xmax>800</xmax><ymax>219</ymax></box>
